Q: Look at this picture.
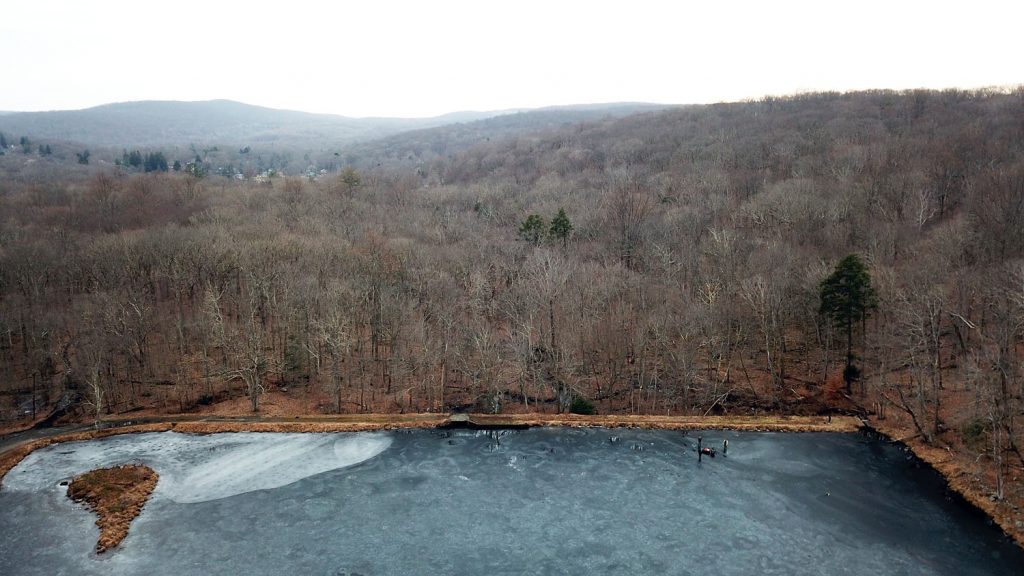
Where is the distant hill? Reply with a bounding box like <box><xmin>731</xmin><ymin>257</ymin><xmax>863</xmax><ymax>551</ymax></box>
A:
<box><xmin>0</xmin><ymin>100</ymin><xmax>667</xmax><ymax>149</ymax></box>
<box><xmin>0</xmin><ymin>100</ymin><xmax>515</xmax><ymax>147</ymax></box>
<box><xmin>337</xmin><ymin>102</ymin><xmax>672</xmax><ymax>169</ymax></box>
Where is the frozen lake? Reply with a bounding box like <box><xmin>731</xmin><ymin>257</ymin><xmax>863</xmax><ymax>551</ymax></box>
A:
<box><xmin>0</xmin><ymin>428</ymin><xmax>1021</xmax><ymax>575</ymax></box>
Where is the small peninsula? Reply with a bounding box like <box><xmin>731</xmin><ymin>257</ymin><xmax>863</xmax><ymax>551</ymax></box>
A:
<box><xmin>66</xmin><ymin>464</ymin><xmax>158</xmax><ymax>553</ymax></box>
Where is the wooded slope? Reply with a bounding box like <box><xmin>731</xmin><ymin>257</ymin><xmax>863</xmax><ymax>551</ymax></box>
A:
<box><xmin>0</xmin><ymin>89</ymin><xmax>1022</xmax><ymax>502</ymax></box>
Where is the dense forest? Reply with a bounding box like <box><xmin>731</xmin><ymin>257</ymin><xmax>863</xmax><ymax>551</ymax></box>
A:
<box><xmin>1</xmin><ymin>89</ymin><xmax>1022</xmax><ymax>500</ymax></box>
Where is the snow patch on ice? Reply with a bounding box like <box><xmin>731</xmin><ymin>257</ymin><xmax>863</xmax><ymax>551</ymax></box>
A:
<box><xmin>2</xmin><ymin>432</ymin><xmax>391</xmax><ymax>503</ymax></box>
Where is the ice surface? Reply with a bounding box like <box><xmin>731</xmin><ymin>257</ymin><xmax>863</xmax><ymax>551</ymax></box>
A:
<box><xmin>2</xmin><ymin>431</ymin><xmax>392</xmax><ymax>503</ymax></box>
<box><xmin>1</xmin><ymin>429</ymin><xmax>1021</xmax><ymax>576</ymax></box>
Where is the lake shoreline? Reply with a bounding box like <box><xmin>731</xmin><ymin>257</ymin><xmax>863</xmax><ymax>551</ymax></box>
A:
<box><xmin>2</xmin><ymin>412</ymin><xmax>1020</xmax><ymax>551</ymax></box>
<box><xmin>0</xmin><ymin>413</ymin><xmax>860</xmax><ymax>485</ymax></box>
<box><xmin>864</xmin><ymin>419</ymin><xmax>1024</xmax><ymax>550</ymax></box>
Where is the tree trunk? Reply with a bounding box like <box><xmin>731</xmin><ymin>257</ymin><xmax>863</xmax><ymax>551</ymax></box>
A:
<box><xmin>845</xmin><ymin>319</ymin><xmax>854</xmax><ymax>393</ymax></box>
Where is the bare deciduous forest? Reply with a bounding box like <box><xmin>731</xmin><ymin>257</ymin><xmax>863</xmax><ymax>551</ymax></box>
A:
<box><xmin>1</xmin><ymin>89</ymin><xmax>1023</xmax><ymax>509</ymax></box>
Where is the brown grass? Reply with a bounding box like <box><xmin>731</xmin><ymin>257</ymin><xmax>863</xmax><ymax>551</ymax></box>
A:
<box><xmin>66</xmin><ymin>464</ymin><xmax>158</xmax><ymax>553</ymax></box>
<box><xmin>0</xmin><ymin>419</ymin><xmax>39</xmax><ymax>437</ymax></box>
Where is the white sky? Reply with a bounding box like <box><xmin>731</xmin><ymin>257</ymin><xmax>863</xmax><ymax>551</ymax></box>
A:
<box><xmin>1</xmin><ymin>0</ymin><xmax>1020</xmax><ymax>118</ymax></box>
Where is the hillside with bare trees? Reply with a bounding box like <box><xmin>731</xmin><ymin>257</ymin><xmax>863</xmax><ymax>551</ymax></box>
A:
<box><xmin>1</xmin><ymin>88</ymin><xmax>1023</xmax><ymax>517</ymax></box>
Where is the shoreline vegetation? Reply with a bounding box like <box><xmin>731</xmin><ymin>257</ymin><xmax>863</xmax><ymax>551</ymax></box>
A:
<box><xmin>1</xmin><ymin>413</ymin><xmax>1021</xmax><ymax>551</ymax></box>
<box><xmin>66</xmin><ymin>464</ymin><xmax>158</xmax><ymax>553</ymax></box>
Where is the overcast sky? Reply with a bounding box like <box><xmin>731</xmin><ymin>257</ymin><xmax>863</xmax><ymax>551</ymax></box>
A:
<box><xmin>2</xmin><ymin>0</ymin><xmax>1020</xmax><ymax>118</ymax></box>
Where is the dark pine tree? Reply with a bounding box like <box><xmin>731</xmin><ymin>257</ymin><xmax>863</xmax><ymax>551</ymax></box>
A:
<box><xmin>519</xmin><ymin>214</ymin><xmax>547</xmax><ymax>245</ymax></box>
<box><xmin>549</xmin><ymin>208</ymin><xmax>573</xmax><ymax>248</ymax></box>
<box><xmin>819</xmin><ymin>254</ymin><xmax>878</xmax><ymax>393</ymax></box>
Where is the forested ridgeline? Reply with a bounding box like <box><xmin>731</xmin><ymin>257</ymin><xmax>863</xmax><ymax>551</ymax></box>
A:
<box><xmin>1</xmin><ymin>90</ymin><xmax>1022</xmax><ymax>491</ymax></box>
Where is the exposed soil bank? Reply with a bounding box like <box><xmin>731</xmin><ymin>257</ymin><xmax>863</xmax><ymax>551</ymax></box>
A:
<box><xmin>66</xmin><ymin>465</ymin><xmax>158</xmax><ymax>553</ymax></box>
<box><xmin>867</xmin><ymin>418</ymin><xmax>1024</xmax><ymax>550</ymax></box>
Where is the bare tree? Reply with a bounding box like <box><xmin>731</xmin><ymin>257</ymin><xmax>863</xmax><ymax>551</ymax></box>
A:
<box><xmin>604</xmin><ymin>168</ymin><xmax>653</xmax><ymax>269</ymax></box>
<box><xmin>203</xmin><ymin>284</ymin><xmax>277</xmax><ymax>412</ymax></box>
<box><xmin>522</xmin><ymin>249</ymin><xmax>572</xmax><ymax>411</ymax></box>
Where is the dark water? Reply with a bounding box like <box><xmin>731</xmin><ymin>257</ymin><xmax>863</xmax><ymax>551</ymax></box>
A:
<box><xmin>0</xmin><ymin>429</ymin><xmax>1021</xmax><ymax>575</ymax></box>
